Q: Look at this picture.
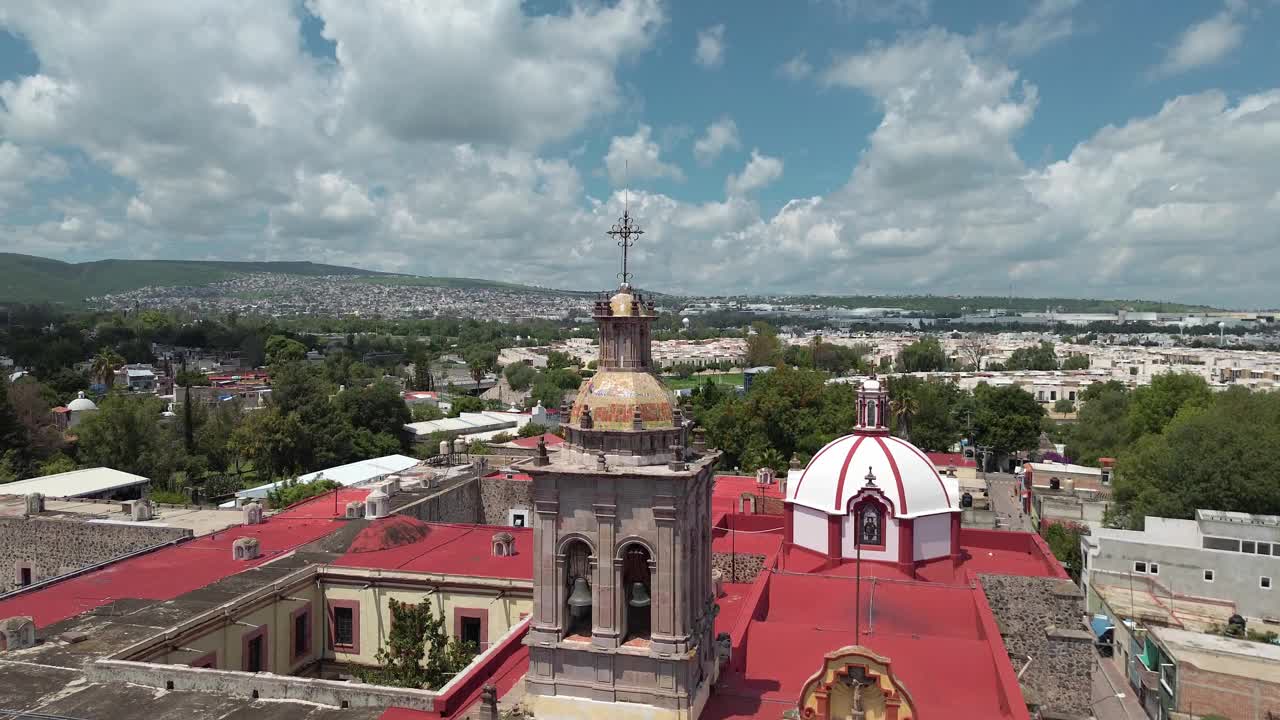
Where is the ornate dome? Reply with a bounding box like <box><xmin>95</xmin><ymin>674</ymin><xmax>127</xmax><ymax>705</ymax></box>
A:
<box><xmin>569</xmin><ymin>369</ymin><xmax>674</xmax><ymax>431</ymax></box>
<box><xmin>67</xmin><ymin>391</ymin><xmax>97</xmax><ymax>412</ymax></box>
<box><xmin>788</xmin><ymin>433</ymin><xmax>957</xmax><ymax>518</ymax></box>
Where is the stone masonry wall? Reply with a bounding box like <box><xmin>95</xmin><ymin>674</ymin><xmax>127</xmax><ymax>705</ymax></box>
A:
<box><xmin>712</xmin><ymin>552</ymin><xmax>766</xmax><ymax>584</ymax></box>
<box><xmin>979</xmin><ymin>574</ymin><xmax>1092</xmax><ymax>718</ymax></box>
<box><xmin>393</xmin><ymin>479</ymin><xmax>481</xmax><ymax>524</ymax></box>
<box><xmin>0</xmin><ymin>517</ymin><xmax>192</xmax><ymax>594</ymax></box>
<box><xmin>478</xmin><ymin>478</ymin><xmax>533</xmax><ymax>526</ymax></box>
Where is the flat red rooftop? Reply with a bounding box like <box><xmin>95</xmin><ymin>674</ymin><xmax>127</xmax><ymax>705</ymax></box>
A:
<box><xmin>0</xmin><ymin>488</ymin><xmax>370</xmax><ymax>628</ymax></box>
<box><xmin>335</xmin><ymin>521</ymin><xmax>533</xmax><ymax>580</ymax></box>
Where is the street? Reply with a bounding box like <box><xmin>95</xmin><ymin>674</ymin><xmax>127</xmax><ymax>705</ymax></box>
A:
<box><xmin>984</xmin><ymin>471</ymin><xmax>1034</xmax><ymax>532</ymax></box>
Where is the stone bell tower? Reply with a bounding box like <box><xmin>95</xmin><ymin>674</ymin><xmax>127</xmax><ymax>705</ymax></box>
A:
<box><xmin>523</xmin><ymin>210</ymin><xmax>720</xmax><ymax>720</ymax></box>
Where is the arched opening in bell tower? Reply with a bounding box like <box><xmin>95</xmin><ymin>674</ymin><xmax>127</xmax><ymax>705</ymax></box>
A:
<box><xmin>563</xmin><ymin>540</ymin><xmax>593</xmax><ymax>639</ymax></box>
<box><xmin>620</xmin><ymin>543</ymin><xmax>653</xmax><ymax>644</ymax></box>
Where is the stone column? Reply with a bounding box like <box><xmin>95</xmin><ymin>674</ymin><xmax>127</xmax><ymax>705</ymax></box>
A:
<box><xmin>593</xmin><ymin>502</ymin><xmax>619</xmax><ymax>649</ymax></box>
<box><xmin>530</xmin><ymin>494</ymin><xmax>561</xmax><ymax>641</ymax></box>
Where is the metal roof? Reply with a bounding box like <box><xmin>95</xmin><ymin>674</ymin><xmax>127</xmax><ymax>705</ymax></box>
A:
<box><xmin>0</xmin><ymin>467</ymin><xmax>150</xmax><ymax>498</ymax></box>
<box><xmin>224</xmin><ymin>454</ymin><xmax>421</xmax><ymax>505</ymax></box>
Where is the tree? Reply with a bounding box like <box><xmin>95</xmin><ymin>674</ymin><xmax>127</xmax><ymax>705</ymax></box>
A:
<box><xmin>0</xmin><ymin>375</ymin><xmax>31</xmax><ymax>477</ymax></box>
<box><xmin>90</xmin><ymin>348</ymin><xmax>125</xmax><ymax>388</ymax></box>
<box><xmin>411</xmin><ymin>355</ymin><xmax>436</xmax><ymax>391</ymax></box>
<box><xmin>958</xmin><ymin>337</ymin><xmax>988</xmax><ymax>371</ymax></box>
<box><xmin>896</xmin><ymin>337</ymin><xmax>948</xmax><ymax>372</ymax></box>
<box><xmin>503</xmin><ymin>363</ymin><xmax>538</xmax><ymax>392</ymax></box>
<box><xmin>1060</xmin><ymin>354</ymin><xmax>1090</xmax><ymax>370</ymax></box>
<box><xmin>411</xmin><ymin>404</ymin><xmax>444</xmax><ymax>422</ymax></box>
<box><xmin>1108</xmin><ymin>388</ymin><xmax>1280</xmax><ymax>528</ymax></box>
<box><xmin>355</xmin><ymin>598</ymin><xmax>477</xmax><ymax>689</ymax></box>
<box><xmin>265</xmin><ymin>335</ymin><xmax>307</xmax><ymax>366</ymax></box>
<box><xmin>1053</xmin><ymin>398</ymin><xmax>1075</xmax><ymax>413</ymax></box>
<box><xmin>519</xmin><ymin>422</ymin><xmax>550</xmax><ymax>438</ymax></box>
<box><xmin>266</xmin><ymin>477</ymin><xmax>340</xmax><ymax>509</ymax></box>
<box><xmin>890</xmin><ymin>392</ymin><xmax>919</xmax><ymax>442</ymax></box>
<box><xmin>704</xmin><ymin>367</ymin><xmax>855</xmax><ymax>470</ymax></box>
<box><xmin>1041</xmin><ymin>522</ymin><xmax>1088</xmax><ymax>582</ymax></box>
<box><xmin>37</xmin><ymin>453</ymin><xmax>76</xmax><ymax>476</ymax></box>
<box><xmin>338</xmin><ymin>380</ymin><xmax>411</xmax><ymax>442</ymax></box>
<box><xmin>743</xmin><ymin>322</ymin><xmax>782</xmax><ymax>367</ymax></box>
<box><xmin>448</xmin><ymin>395</ymin><xmax>486</xmax><ymax>417</ymax></box>
<box><xmin>972</xmin><ymin>383</ymin><xmax>1044</xmax><ymax>457</ymax></box>
<box><xmin>1005</xmin><ymin>341</ymin><xmax>1058</xmax><ymax>371</ymax></box>
<box><xmin>76</xmin><ymin>395</ymin><xmax>179</xmax><ymax>480</ymax></box>
<box><xmin>466</xmin><ymin>348</ymin><xmax>498</xmax><ymax>390</ymax></box>
<box><xmin>545</xmin><ymin>350</ymin><xmax>576</xmax><ymax>371</ymax></box>
<box><xmin>1125</xmin><ymin>372</ymin><xmax>1212</xmax><ymax>442</ymax></box>
<box><xmin>230</xmin><ymin>408</ymin><xmax>307</xmax><ymax>480</ymax></box>
<box><xmin>1066</xmin><ymin>382</ymin><xmax>1130</xmax><ymax>466</ymax></box>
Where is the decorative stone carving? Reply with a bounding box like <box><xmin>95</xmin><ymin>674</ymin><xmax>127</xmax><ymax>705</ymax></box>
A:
<box><xmin>0</xmin><ymin>616</ymin><xmax>36</xmax><ymax>652</ymax></box>
<box><xmin>242</xmin><ymin>502</ymin><xmax>263</xmax><ymax>525</ymax></box>
<box><xmin>231</xmin><ymin>537</ymin><xmax>260</xmax><ymax>561</ymax></box>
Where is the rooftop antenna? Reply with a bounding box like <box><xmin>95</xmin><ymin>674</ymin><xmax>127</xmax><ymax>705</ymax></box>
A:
<box><xmin>607</xmin><ymin>162</ymin><xmax>643</xmax><ymax>288</ymax></box>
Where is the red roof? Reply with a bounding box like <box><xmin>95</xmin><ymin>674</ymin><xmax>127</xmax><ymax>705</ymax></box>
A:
<box><xmin>927</xmin><ymin>452</ymin><xmax>976</xmax><ymax>468</ymax></box>
<box><xmin>335</xmin><ymin>523</ymin><xmax>533</xmax><ymax>580</ymax></box>
<box><xmin>509</xmin><ymin>432</ymin><xmax>564</xmax><ymax>449</ymax></box>
<box><xmin>0</xmin><ymin>488</ymin><xmax>370</xmax><ymax>628</ymax></box>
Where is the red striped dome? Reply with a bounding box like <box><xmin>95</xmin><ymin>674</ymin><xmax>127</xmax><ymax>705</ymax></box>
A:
<box><xmin>788</xmin><ymin>433</ymin><xmax>957</xmax><ymax>518</ymax></box>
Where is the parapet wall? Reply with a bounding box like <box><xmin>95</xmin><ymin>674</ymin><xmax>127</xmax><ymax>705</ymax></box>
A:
<box><xmin>394</xmin><ymin>478</ymin><xmax>482</xmax><ymax>524</ymax></box>
<box><xmin>0</xmin><ymin>517</ymin><xmax>192</xmax><ymax>594</ymax></box>
<box><xmin>979</xmin><ymin>574</ymin><xmax>1092</xmax><ymax>718</ymax></box>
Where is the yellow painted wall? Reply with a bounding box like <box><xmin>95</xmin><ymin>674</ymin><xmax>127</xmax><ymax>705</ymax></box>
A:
<box><xmin>154</xmin><ymin>584</ymin><xmax>323</xmax><ymax>674</ymax></box>
<box><xmin>153</xmin><ymin>580</ymin><xmax>532</xmax><ymax>672</ymax></box>
<box><xmin>321</xmin><ymin>582</ymin><xmax>532</xmax><ymax>667</ymax></box>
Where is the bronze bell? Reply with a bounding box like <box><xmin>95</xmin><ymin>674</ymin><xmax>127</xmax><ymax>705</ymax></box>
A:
<box><xmin>567</xmin><ymin>577</ymin><xmax>592</xmax><ymax>618</ymax></box>
<box><xmin>628</xmin><ymin>582</ymin><xmax>651</xmax><ymax>608</ymax></box>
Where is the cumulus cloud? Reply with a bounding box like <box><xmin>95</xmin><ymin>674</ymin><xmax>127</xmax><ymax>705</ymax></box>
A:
<box><xmin>970</xmin><ymin>0</ymin><xmax>1078</xmax><ymax>57</ymax></box>
<box><xmin>604</xmin><ymin>125</ymin><xmax>685</xmax><ymax>185</ymax></box>
<box><xmin>778</xmin><ymin>54</ymin><xmax>814</xmax><ymax>80</ymax></box>
<box><xmin>727</xmin><ymin>150</ymin><xmax>783</xmax><ymax>195</ymax></box>
<box><xmin>695</xmin><ymin>24</ymin><xmax>725</xmax><ymax>68</ymax></box>
<box><xmin>693</xmin><ymin>116</ymin><xmax>741</xmax><ymax>165</ymax></box>
<box><xmin>1</xmin><ymin>2</ymin><xmax>1279</xmax><ymax>305</ymax></box>
<box><xmin>1156</xmin><ymin>4</ymin><xmax>1245</xmax><ymax>76</ymax></box>
<box><xmin>822</xmin><ymin>0</ymin><xmax>931</xmax><ymax>23</ymax></box>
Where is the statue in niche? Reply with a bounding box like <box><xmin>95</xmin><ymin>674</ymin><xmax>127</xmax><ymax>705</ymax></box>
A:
<box><xmin>859</xmin><ymin>505</ymin><xmax>882</xmax><ymax>546</ymax></box>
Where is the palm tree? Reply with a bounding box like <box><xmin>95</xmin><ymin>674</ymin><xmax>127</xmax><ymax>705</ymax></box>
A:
<box><xmin>890</xmin><ymin>394</ymin><xmax>919</xmax><ymax>442</ymax></box>
<box><xmin>90</xmin><ymin>349</ymin><xmax>125</xmax><ymax>390</ymax></box>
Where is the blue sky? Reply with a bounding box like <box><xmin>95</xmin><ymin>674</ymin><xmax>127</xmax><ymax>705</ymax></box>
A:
<box><xmin>1</xmin><ymin>1</ymin><xmax>1278</xmax><ymax>306</ymax></box>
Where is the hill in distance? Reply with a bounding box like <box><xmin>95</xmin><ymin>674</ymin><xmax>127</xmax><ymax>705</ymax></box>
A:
<box><xmin>0</xmin><ymin>253</ymin><xmax>563</xmax><ymax>304</ymax></box>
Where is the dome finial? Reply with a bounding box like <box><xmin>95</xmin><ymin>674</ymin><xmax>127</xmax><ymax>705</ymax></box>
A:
<box><xmin>864</xmin><ymin>466</ymin><xmax>877</xmax><ymax>487</ymax></box>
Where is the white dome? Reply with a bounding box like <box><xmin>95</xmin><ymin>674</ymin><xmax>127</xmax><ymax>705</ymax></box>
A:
<box><xmin>788</xmin><ymin>433</ymin><xmax>958</xmax><ymax>518</ymax></box>
<box><xmin>67</xmin><ymin>392</ymin><xmax>97</xmax><ymax>412</ymax></box>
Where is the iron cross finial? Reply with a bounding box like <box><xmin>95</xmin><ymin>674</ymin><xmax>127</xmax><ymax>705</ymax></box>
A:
<box><xmin>606</xmin><ymin>208</ymin><xmax>643</xmax><ymax>286</ymax></box>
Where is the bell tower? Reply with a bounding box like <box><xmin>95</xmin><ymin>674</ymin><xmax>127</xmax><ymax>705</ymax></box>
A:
<box><xmin>523</xmin><ymin>210</ymin><xmax>720</xmax><ymax>720</ymax></box>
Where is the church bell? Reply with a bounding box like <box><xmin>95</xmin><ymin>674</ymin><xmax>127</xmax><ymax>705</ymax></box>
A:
<box><xmin>628</xmin><ymin>582</ymin><xmax>651</xmax><ymax>608</ymax></box>
<box><xmin>567</xmin><ymin>577</ymin><xmax>593</xmax><ymax>618</ymax></box>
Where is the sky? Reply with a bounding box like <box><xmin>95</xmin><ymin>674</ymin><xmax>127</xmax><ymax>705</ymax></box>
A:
<box><xmin>0</xmin><ymin>0</ymin><xmax>1278</xmax><ymax>308</ymax></box>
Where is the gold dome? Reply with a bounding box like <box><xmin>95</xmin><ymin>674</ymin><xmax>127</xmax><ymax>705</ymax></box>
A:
<box><xmin>570</xmin><ymin>369</ymin><xmax>674</xmax><ymax>431</ymax></box>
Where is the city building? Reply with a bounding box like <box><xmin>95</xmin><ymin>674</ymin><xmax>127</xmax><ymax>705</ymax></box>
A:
<box><xmin>1082</xmin><ymin>509</ymin><xmax>1280</xmax><ymax>620</ymax></box>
